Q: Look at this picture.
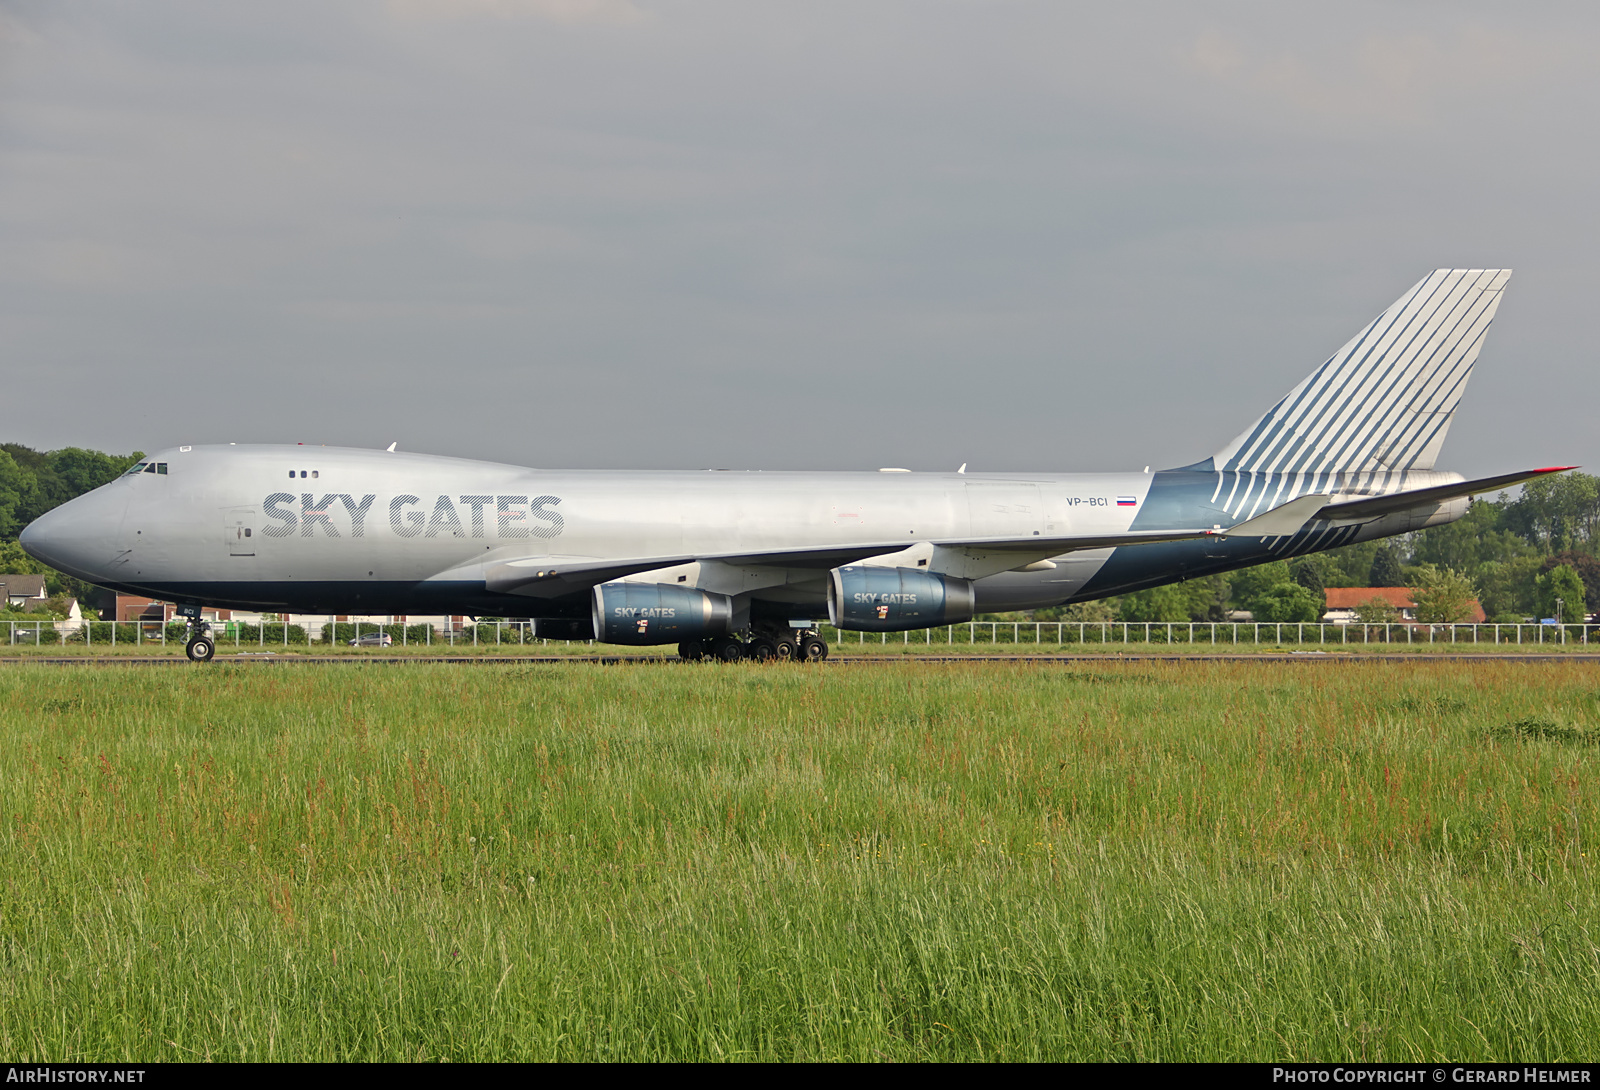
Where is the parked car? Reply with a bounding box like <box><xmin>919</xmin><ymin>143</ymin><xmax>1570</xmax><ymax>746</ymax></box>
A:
<box><xmin>349</xmin><ymin>632</ymin><xmax>393</xmax><ymax>646</ymax></box>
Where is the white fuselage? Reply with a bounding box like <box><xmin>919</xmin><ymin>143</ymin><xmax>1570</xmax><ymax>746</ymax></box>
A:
<box><xmin>19</xmin><ymin>443</ymin><xmax>1462</xmax><ymax>625</ymax></box>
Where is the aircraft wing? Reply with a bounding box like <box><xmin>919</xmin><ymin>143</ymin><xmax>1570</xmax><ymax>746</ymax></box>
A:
<box><xmin>483</xmin><ymin>527</ymin><xmax>1223</xmax><ymax>598</ymax></box>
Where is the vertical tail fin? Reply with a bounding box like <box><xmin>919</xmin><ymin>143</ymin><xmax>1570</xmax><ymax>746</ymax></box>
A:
<box><xmin>1211</xmin><ymin>269</ymin><xmax>1511</xmax><ymax>474</ymax></box>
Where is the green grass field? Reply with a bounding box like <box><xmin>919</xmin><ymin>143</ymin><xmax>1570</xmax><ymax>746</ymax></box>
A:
<box><xmin>1</xmin><ymin>660</ymin><xmax>1597</xmax><ymax>1061</ymax></box>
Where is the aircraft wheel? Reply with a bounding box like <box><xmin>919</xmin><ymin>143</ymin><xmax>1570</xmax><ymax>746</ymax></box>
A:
<box><xmin>771</xmin><ymin>635</ymin><xmax>797</xmax><ymax>661</ymax></box>
<box><xmin>678</xmin><ymin>639</ymin><xmax>705</xmax><ymax>662</ymax></box>
<box><xmin>746</xmin><ymin>637</ymin><xmax>777</xmax><ymax>662</ymax></box>
<box><xmin>709</xmin><ymin>636</ymin><xmax>745</xmax><ymax>663</ymax></box>
<box><xmin>185</xmin><ymin>636</ymin><xmax>215</xmax><ymax>663</ymax></box>
<box><xmin>799</xmin><ymin>635</ymin><xmax>828</xmax><ymax>662</ymax></box>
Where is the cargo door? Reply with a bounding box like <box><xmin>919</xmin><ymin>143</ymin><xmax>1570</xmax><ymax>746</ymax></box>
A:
<box><xmin>225</xmin><ymin>506</ymin><xmax>256</xmax><ymax>557</ymax></box>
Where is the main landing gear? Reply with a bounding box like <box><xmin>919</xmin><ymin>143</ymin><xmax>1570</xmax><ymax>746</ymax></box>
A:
<box><xmin>678</xmin><ymin>624</ymin><xmax>829</xmax><ymax>663</ymax></box>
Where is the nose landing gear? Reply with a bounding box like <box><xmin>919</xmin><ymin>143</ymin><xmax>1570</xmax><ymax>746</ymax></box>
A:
<box><xmin>176</xmin><ymin>604</ymin><xmax>215</xmax><ymax>662</ymax></box>
<box><xmin>185</xmin><ymin>630</ymin><xmax>215</xmax><ymax>662</ymax></box>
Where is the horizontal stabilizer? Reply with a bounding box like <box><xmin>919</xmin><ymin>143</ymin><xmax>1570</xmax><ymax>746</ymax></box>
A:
<box><xmin>1315</xmin><ymin>466</ymin><xmax>1576</xmax><ymax>521</ymax></box>
<box><xmin>1224</xmin><ymin>494</ymin><xmax>1334</xmax><ymax>537</ymax></box>
<box><xmin>1220</xmin><ymin>465</ymin><xmax>1575</xmax><ymax>539</ymax></box>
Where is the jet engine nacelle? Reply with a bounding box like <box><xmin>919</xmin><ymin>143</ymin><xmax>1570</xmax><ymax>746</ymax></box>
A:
<box><xmin>827</xmin><ymin>566</ymin><xmax>976</xmax><ymax>632</ymax></box>
<box><xmin>591</xmin><ymin>582</ymin><xmax>737</xmax><ymax>645</ymax></box>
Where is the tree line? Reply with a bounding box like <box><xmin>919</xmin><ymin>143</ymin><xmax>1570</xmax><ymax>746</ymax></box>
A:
<box><xmin>0</xmin><ymin>443</ymin><xmax>143</xmax><ymax>616</ymax></box>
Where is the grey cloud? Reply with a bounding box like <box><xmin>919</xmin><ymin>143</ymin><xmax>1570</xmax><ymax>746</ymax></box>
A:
<box><xmin>1</xmin><ymin>2</ymin><xmax>1597</xmax><ymax>477</ymax></box>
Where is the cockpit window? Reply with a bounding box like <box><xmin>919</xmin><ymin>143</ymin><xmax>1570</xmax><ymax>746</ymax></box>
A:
<box><xmin>123</xmin><ymin>461</ymin><xmax>167</xmax><ymax>476</ymax></box>
<box><xmin>123</xmin><ymin>462</ymin><xmax>147</xmax><ymax>476</ymax></box>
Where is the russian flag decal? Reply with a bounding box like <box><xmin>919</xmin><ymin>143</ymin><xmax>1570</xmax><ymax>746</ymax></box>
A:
<box><xmin>1116</xmin><ymin>495</ymin><xmax>1137</xmax><ymax>507</ymax></box>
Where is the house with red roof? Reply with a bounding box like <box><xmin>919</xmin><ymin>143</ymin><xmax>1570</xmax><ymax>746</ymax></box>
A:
<box><xmin>1323</xmin><ymin>587</ymin><xmax>1486</xmax><ymax>625</ymax></box>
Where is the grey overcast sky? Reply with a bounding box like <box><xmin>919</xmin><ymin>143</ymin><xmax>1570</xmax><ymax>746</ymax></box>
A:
<box><xmin>1</xmin><ymin>1</ymin><xmax>1596</xmax><ymax>476</ymax></box>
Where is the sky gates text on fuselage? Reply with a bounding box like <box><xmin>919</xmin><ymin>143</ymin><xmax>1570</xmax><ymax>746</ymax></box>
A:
<box><xmin>261</xmin><ymin>493</ymin><xmax>566</xmax><ymax>540</ymax></box>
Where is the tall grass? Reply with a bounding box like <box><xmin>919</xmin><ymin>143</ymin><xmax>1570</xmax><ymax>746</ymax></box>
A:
<box><xmin>0</xmin><ymin>661</ymin><xmax>1595</xmax><ymax>1060</ymax></box>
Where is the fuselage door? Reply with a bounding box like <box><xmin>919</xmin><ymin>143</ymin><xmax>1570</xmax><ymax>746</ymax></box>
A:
<box><xmin>225</xmin><ymin>506</ymin><xmax>256</xmax><ymax>557</ymax></box>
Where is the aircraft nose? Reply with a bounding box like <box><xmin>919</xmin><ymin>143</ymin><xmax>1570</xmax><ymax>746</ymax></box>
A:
<box><xmin>19</xmin><ymin>488</ymin><xmax>129</xmax><ymax>583</ymax></box>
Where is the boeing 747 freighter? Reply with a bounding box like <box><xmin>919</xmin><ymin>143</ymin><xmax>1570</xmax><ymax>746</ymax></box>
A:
<box><xmin>20</xmin><ymin>269</ymin><xmax>1566</xmax><ymax>661</ymax></box>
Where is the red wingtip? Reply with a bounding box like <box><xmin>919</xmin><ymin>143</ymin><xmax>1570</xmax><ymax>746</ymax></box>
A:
<box><xmin>1534</xmin><ymin>466</ymin><xmax>1580</xmax><ymax>473</ymax></box>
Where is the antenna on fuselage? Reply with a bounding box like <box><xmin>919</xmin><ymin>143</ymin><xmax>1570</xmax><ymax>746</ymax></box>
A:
<box><xmin>386</xmin><ymin>442</ymin><xmax>397</xmax><ymax>452</ymax></box>
<box><xmin>957</xmin><ymin>463</ymin><xmax>967</xmax><ymax>474</ymax></box>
